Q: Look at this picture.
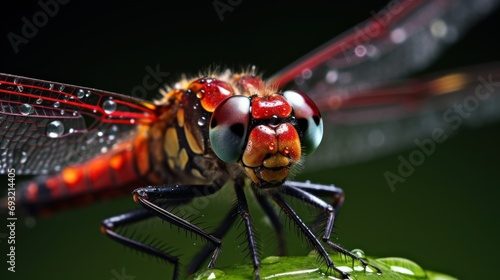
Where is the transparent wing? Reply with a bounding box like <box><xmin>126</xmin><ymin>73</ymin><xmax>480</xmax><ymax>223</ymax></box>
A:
<box><xmin>270</xmin><ymin>0</ymin><xmax>499</xmax><ymax>94</ymax></box>
<box><xmin>0</xmin><ymin>73</ymin><xmax>158</xmax><ymax>175</ymax></box>
<box><xmin>304</xmin><ymin>62</ymin><xmax>500</xmax><ymax>170</ymax></box>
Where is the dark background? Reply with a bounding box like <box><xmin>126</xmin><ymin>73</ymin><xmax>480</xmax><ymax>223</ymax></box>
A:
<box><xmin>1</xmin><ymin>0</ymin><xmax>500</xmax><ymax>279</ymax></box>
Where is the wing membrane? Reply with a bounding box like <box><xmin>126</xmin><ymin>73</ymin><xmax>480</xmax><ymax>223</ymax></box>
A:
<box><xmin>270</xmin><ymin>0</ymin><xmax>499</xmax><ymax>94</ymax></box>
<box><xmin>0</xmin><ymin>73</ymin><xmax>158</xmax><ymax>174</ymax></box>
<box><xmin>304</xmin><ymin>62</ymin><xmax>500</xmax><ymax>170</ymax></box>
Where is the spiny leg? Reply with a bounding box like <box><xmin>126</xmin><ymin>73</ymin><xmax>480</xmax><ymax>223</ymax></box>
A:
<box><xmin>284</xmin><ymin>181</ymin><xmax>344</xmax><ymax>233</ymax></box>
<box><xmin>252</xmin><ymin>188</ymin><xmax>286</xmax><ymax>255</ymax></box>
<box><xmin>235</xmin><ymin>181</ymin><xmax>261</xmax><ymax>279</ymax></box>
<box><xmin>102</xmin><ymin>183</ymin><xmax>225</xmax><ymax>279</ymax></box>
<box><xmin>187</xmin><ymin>204</ymin><xmax>239</xmax><ymax>275</ymax></box>
<box><xmin>281</xmin><ymin>184</ymin><xmax>382</xmax><ymax>274</ymax></box>
<box><xmin>270</xmin><ymin>192</ymin><xmax>349</xmax><ymax>279</ymax></box>
<box><xmin>133</xmin><ymin>184</ymin><xmax>224</xmax><ymax>269</ymax></box>
<box><xmin>188</xmin><ymin>185</ymin><xmax>286</xmax><ymax>275</ymax></box>
<box><xmin>101</xmin><ymin>208</ymin><xmax>181</xmax><ymax>279</ymax></box>
<box><xmin>285</xmin><ymin>181</ymin><xmax>345</xmax><ymax>212</ymax></box>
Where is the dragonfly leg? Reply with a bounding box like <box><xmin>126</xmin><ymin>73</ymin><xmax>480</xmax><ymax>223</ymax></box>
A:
<box><xmin>284</xmin><ymin>181</ymin><xmax>344</xmax><ymax>232</ymax></box>
<box><xmin>281</xmin><ymin>184</ymin><xmax>382</xmax><ymax>274</ymax></box>
<box><xmin>253</xmin><ymin>190</ymin><xmax>286</xmax><ymax>255</ymax></box>
<box><xmin>270</xmin><ymin>191</ymin><xmax>350</xmax><ymax>278</ymax></box>
<box><xmin>132</xmin><ymin>184</ymin><xmax>224</xmax><ymax>271</ymax></box>
<box><xmin>101</xmin><ymin>208</ymin><xmax>181</xmax><ymax>279</ymax></box>
<box><xmin>284</xmin><ymin>181</ymin><xmax>344</xmax><ymax>212</ymax></box>
<box><xmin>186</xmin><ymin>204</ymin><xmax>239</xmax><ymax>275</ymax></box>
<box><xmin>234</xmin><ymin>181</ymin><xmax>261</xmax><ymax>280</ymax></box>
<box><xmin>102</xmin><ymin>183</ymin><xmax>224</xmax><ymax>279</ymax></box>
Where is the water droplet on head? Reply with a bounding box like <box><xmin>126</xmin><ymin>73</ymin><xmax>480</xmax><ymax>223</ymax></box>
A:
<box><xmin>283</xmin><ymin>146</ymin><xmax>290</xmax><ymax>154</ymax></box>
<box><xmin>268</xmin><ymin>143</ymin><xmax>275</xmax><ymax>151</ymax></box>
<box><xmin>46</xmin><ymin>120</ymin><xmax>64</xmax><ymax>138</ymax></box>
<box><xmin>20</xmin><ymin>104</ymin><xmax>34</xmax><ymax>115</ymax></box>
<box><xmin>53</xmin><ymin>102</ymin><xmax>60</xmax><ymax>108</ymax></box>
<box><xmin>77</xmin><ymin>89</ymin><xmax>85</xmax><ymax>99</ymax></box>
<box><xmin>103</xmin><ymin>99</ymin><xmax>117</xmax><ymax>114</ymax></box>
<box><xmin>196</xmin><ymin>92</ymin><xmax>203</xmax><ymax>99</ymax></box>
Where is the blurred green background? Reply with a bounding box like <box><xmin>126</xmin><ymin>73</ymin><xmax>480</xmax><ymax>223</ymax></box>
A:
<box><xmin>1</xmin><ymin>1</ymin><xmax>499</xmax><ymax>279</ymax></box>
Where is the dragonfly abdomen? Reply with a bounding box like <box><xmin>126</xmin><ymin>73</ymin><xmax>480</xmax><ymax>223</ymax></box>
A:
<box><xmin>18</xmin><ymin>129</ymin><xmax>160</xmax><ymax>216</ymax></box>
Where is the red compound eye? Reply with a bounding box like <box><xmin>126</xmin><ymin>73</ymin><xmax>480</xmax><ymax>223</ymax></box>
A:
<box><xmin>189</xmin><ymin>78</ymin><xmax>234</xmax><ymax>112</ymax></box>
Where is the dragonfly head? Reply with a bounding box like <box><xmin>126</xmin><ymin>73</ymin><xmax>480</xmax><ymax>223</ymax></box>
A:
<box><xmin>209</xmin><ymin>90</ymin><xmax>323</xmax><ymax>187</ymax></box>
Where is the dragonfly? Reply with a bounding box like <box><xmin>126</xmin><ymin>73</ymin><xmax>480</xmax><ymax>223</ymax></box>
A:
<box><xmin>1</xmin><ymin>0</ymin><xmax>500</xmax><ymax>279</ymax></box>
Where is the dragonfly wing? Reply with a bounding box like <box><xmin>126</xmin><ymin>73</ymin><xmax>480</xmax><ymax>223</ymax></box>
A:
<box><xmin>304</xmin><ymin>63</ymin><xmax>500</xmax><ymax>170</ymax></box>
<box><xmin>270</xmin><ymin>0</ymin><xmax>499</xmax><ymax>94</ymax></box>
<box><xmin>0</xmin><ymin>73</ymin><xmax>158</xmax><ymax>175</ymax></box>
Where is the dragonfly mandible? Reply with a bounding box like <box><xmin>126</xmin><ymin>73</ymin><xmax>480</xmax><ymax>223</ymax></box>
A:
<box><xmin>1</xmin><ymin>0</ymin><xmax>500</xmax><ymax>279</ymax></box>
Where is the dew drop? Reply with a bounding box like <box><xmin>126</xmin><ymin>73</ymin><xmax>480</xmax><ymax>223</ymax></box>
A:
<box><xmin>97</xmin><ymin>131</ymin><xmax>104</xmax><ymax>137</ymax></box>
<box><xmin>69</xmin><ymin>128</ymin><xmax>75</xmax><ymax>133</ymax></box>
<box><xmin>268</xmin><ymin>143</ymin><xmax>275</xmax><ymax>151</ymax></box>
<box><xmin>196</xmin><ymin>92</ymin><xmax>203</xmax><ymax>99</ymax></box>
<box><xmin>20</xmin><ymin>104</ymin><xmax>34</xmax><ymax>115</ymax></box>
<box><xmin>13</xmin><ymin>78</ymin><xmax>19</xmax><ymax>84</ymax></box>
<box><xmin>36</xmin><ymin>98</ymin><xmax>43</xmax><ymax>104</ymax></box>
<box><xmin>58</xmin><ymin>85</ymin><xmax>65</xmax><ymax>92</ymax></box>
<box><xmin>130</xmin><ymin>119</ymin><xmax>136</xmax><ymax>124</ymax></box>
<box><xmin>197</xmin><ymin>117</ymin><xmax>206</xmax><ymax>126</ymax></box>
<box><xmin>53</xmin><ymin>102</ymin><xmax>60</xmax><ymax>108</ymax></box>
<box><xmin>60</xmin><ymin>110</ymin><xmax>65</xmax><ymax>115</ymax></box>
<box><xmin>48</xmin><ymin>83</ymin><xmax>54</xmax><ymax>90</ymax></box>
<box><xmin>77</xmin><ymin>89</ymin><xmax>85</xmax><ymax>99</ymax></box>
<box><xmin>283</xmin><ymin>146</ymin><xmax>290</xmax><ymax>154</ymax></box>
<box><xmin>351</xmin><ymin>248</ymin><xmax>365</xmax><ymax>259</ymax></box>
<box><xmin>85</xmin><ymin>90</ymin><xmax>91</xmax><ymax>97</ymax></box>
<box><xmin>103</xmin><ymin>99</ymin><xmax>117</xmax><ymax>114</ymax></box>
<box><xmin>100</xmin><ymin>147</ymin><xmax>108</xmax><ymax>153</ymax></box>
<box><xmin>46</xmin><ymin>120</ymin><xmax>64</xmax><ymax>138</ymax></box>
<box><xmin>16</xmin><ymin>85</ymin><xmax>24</xmax><ymax>92</ymax></box>
<box><xmin>20</xmin><ymin>151</ymin><xmax>28</xmax><ymax>164</ymax></box>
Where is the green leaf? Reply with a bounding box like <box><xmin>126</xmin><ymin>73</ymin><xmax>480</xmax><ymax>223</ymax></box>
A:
<box><xmin>188</xmin><ymin>250</ymin><xmax>457</xmax><ymax>280</ymax></box>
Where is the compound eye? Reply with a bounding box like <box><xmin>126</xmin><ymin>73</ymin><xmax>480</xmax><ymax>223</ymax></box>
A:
<box><xmin>209</xmin><ymin>96</ymin><xmax>250</xmax><ymax>163</ymax></box>
<box><xmin>283</xmin><ymin>90</ymin><xmax>323</xmax><ymax>155</ymax></box>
